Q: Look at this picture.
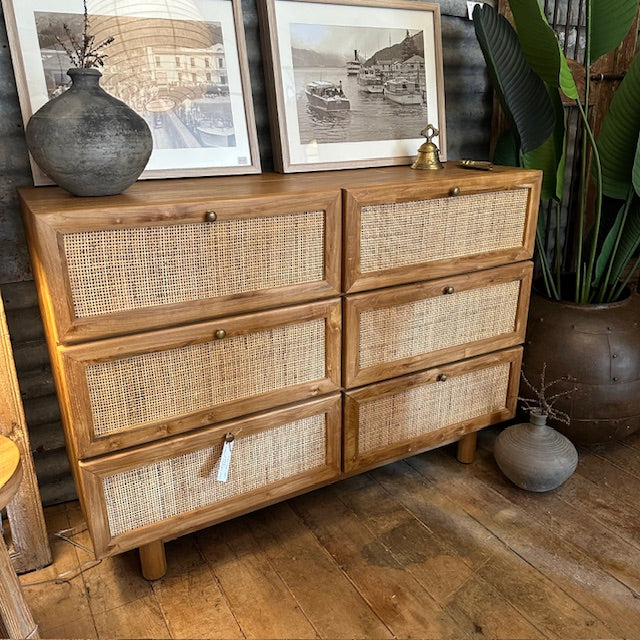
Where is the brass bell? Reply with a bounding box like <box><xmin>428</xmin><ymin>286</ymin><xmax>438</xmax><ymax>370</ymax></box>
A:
<box><xmin>411</xmin><ymin>124</ymin><xmax>443</xmax><ymax>170</ymax></box>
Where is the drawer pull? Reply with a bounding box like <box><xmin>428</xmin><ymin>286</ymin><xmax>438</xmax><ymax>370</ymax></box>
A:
<box><xmin>449</xmin><ymin>186</ymin><xmax>461</xmax><ymax>197</ymax></box>
<box><xmin>437</xmin><ymin>373</ymin><xmax>448</xmax><ymax>382</ymax></box>
<box><xmin>205</xmin><ymin>210</ymin><xmax>217</xmax><ymax>222</ymax></box>
<box><xmin>443</xmin><ymin>286</ymin><xmax>455</xmax><ymax>295</ymax></box>
<box><xmin>214</xmin><ymin>329</ymin><xmax>227</xmax><ymax>340</ymax></box>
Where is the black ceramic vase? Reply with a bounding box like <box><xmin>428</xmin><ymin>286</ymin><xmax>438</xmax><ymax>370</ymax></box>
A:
<box><xmin>25</xmin><ymin>68</ymin><xmax>152</xmax><ymax>197</ymax></box>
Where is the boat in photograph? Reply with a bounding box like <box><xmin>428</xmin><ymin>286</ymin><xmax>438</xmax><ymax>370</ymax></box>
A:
<box><xmin>346</xmin><ymin>50</ymin><xmax>362</xmax><ymax>76</ymax></box>
<box><xmin>357</xmin><ymin>67</ymin><xmax>384</xmax><ymax>94</ymax></box>
<box><xmin>196</xmin><ymin>119</ymin><xmax>235</xmax><ymax>147</ymax></box>
<box><xmin>305</xmin><ymin>81</ymin><xmax>350</xmax><ymax>111</ymax></box>
<box><xmin>382</xmin><ymin>77</ymin><xmax>422</xmax><ymax>105</ymax></box>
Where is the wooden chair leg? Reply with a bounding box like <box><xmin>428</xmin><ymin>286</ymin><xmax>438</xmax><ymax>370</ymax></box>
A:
<box><xmin>139</xmin><ymin>540</ymin><xmax>166</xmax><ymax>580</ymax></box>
<box><xmin>0</xmin><ymin>534</ymin><xmax>39</xmax><ymax>638</ymax></box>
<box><xmin>1</xmin><ymin>295</ymin><xmax>51</xmax><ymax>574</ymax></box>
<box><xmin>457</xmin><ymin>432</ymin><xmax>477</xmax><ymax>464</ymax></box>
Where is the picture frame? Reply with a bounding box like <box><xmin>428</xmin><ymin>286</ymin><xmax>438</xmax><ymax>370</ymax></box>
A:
<box><xmin>258</xmin><ymin>0</ymin><xmax>445</xmax><ymax>173</ymax></box>
<box><xmin>2</xmin><ymin>0</ymin><xmax>261</xmax><ymax>184</ymax></box>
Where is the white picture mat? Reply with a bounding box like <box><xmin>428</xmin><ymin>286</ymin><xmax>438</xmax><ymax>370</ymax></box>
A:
<box><xmin>271</xmin><ymin>0</ymin><xmax>445</xmax><ymax>170</ymax></box>
<box><xmin>4</xmin><ymin>0</ymin><xmax>260</xmax><ymax>181</ymax></box>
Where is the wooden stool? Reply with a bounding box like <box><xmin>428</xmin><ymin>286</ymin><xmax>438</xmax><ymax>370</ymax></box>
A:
<box><xmin>0</xmin><ymin>436</ymin><xmax>39</xmax><ymax>639</ymax></box>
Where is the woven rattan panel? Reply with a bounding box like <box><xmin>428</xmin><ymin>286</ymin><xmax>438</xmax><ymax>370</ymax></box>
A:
<box><xmin>86</xmin><ymin>320</ymin><xmax>325</xmax><ymax>436</ymax></box>
<box><xmin>102</xmin><ymin>414</ymin><xmax>327</xmax><ymax>536</ymax></box>
<box><xmin>358</xmin><ymin>363</ymin><xmax>510</xmax><ymax>454</ymax></box>
<box><xmin>360</xmin><ymin>190</ymin><xmax>528</xmax><ymax>273</ymax></box>
<box><xmin>359</xmin><ymin>280</ymin><xmax>521</xmax><ymax>369</ymax></box>
<box><xmin>64</xmin><ymin>211</ymin><xmax>325</xmax><ymax>318</ymax></box>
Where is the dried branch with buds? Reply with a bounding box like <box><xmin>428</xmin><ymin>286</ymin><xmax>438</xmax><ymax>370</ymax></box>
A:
<box><xmin>518</xmin><ymin>364</ymin><xmax>577</xmax><ymax>425</ymax></box>
<box><xmin>55</xmin><ymin>0</ymin><xmax>114</xmax><ymax>68</ymax></box>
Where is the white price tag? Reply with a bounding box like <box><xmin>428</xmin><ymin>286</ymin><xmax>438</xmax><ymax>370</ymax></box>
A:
<box><xmin>217</xmin><ymin>434</ymin><xmax>235</xmax><ymax>482</ymax></box>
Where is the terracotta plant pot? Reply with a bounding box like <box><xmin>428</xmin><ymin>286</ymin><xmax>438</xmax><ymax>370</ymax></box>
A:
<box><xmin>523</xmin><ymin>289</ymin><xmax>640</xmax><ymax>445</ymax></box>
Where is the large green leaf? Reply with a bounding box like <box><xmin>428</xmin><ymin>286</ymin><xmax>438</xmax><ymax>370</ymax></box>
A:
<box><xmin>598</xmin><ymin>54</ymin><xmax>640</xmax><ymax>199</ymax></box>
<box><xmin>520</xmin><ymin>84</ymin><xmax>567</xmax><ymax>200</ymax></box>
<box><xmin>549</xmin><ymin>84</ymin><xmax>567</xmax><ymax>201</ymax></box>
<box><xmin>473</xmin><ymin>3</ymin><xmax>555</xmax><ymax>153</ymax></box>
<box><xmin>606</xmin><ymin>197</ymin><xmax>640</xmax><ymax>289</ymax></box>
<box><xmin>593</xmin><ymin>199</ymin><xmax>626</xmax><ymax>287</ymax></box>
<box><xmin>492</xmin><ymin>129</ymin><xmax>519</xmax><ymax>167</ymax></box>
<box><xmin>508</xmin><ymin>0</ymin><xmax>578</xmax><ymax>100</ymax></box>
<box><xmin>591</xmin><ymin>0</ymin><xmax>638</xmax><ymax>64</ymax></box>
<box><xmin>634</xmin><ymin>132</ymin><xmax>640</xmax><ymax>196</ymax></box>
<box><xmin>522</xmin><ymin>133</ymin><xmax>558</xmax><ymax>200</ymax></box>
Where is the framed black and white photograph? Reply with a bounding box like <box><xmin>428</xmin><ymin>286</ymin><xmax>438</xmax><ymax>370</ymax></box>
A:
<box><xmin>259</xmin><ymin>0</ymin><xmax>445</xmax><ymax>172</ymax></box>
<box><xmin>3</xmin><ymin>0</ymin><xmax>261</xmax><ymax>183</ymax></box>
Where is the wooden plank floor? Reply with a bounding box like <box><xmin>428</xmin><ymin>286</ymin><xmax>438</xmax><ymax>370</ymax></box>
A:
<box><xmin>19</xmin><ymin>426</ymin><xmax>640</xmax><ymax>639</ymax></box>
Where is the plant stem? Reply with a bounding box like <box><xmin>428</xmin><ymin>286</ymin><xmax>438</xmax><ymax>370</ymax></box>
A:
<box><xmin>610</xmin><ymin>252</ymin><xmax>640</xmax><ymax>302</ymax></box>
<box><xmin>574</xmin><ymin>3</ymin><xmax>590</xmax><ymax>302</ymax></box>
<box><xmin>596</xmin><ymin>188</ymin><xmax>633</xmax><ymax>302</ymax></box>
<box><xmin>554</xmin><ymin>200</ymin><xmax>562</xmax><ymax>298</ymax></box>
<box><xmin>576</xmin><ymin>100</ymin><xmax>603</xmax><ymax>303</ymax></box>
<box><xmin>577</xmin><ymin>1</ymin><xmax>604</xmax><ymax>304</ymax></box>
<box><xmin>536</xmin><ymin>223</ymin><xmax>559</xmax><ymax>299</ymax></box>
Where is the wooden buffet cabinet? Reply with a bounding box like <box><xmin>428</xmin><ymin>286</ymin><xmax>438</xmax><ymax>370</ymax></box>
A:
<box><xmin>20</xmin><ymin>164</ymin><xmax>540</xmax><ymax>579</ymax></box>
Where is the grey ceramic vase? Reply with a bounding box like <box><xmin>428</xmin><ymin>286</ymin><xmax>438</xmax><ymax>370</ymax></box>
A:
<box><xmin>25</xmin><ymin>68</ymin><xmax>152</xmax><ymax>197</ymax></box>
<box><xmin>494</xmin><ymin>411</ymin><xmax>578</xmax><ymax>492</ymax></box>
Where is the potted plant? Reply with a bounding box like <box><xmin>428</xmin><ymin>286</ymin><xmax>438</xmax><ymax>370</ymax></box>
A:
<box><xmin>25</xmin><ymin>0</ymin><xmax>152</xmax><ymax>196</ymax></box>
<box><xmin>473</xmin><ymin>0</ymin><xmax>640</xmax><ymax>444</ymax></box>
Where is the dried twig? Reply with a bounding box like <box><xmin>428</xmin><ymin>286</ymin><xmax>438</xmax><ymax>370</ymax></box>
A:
<box><xmin>55</xmin><ymin>0</ymin><xmax>114</xmax><ymax>68</ymax></box>
<box><xmin>517</xmin><ymin>364</ymin><xmax>577</xmax><ymax>425</ymax></box>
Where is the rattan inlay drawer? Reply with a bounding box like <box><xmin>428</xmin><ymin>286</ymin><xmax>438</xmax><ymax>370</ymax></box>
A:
<box><xmin>359</xmin><ymin>280</ymin><xmax>520</xmax><ymax>369</ymax></box>
<box><xmin>86</xmin><ymin>319</ymin><xmax>325</xmax><ymax>437</ymax></box>
<box><xmin>103</xmin><ymin>413</ymin><xmax>328</xmax><ymax>537</ymax></box>
<box><xmin>358</xmin><ymin>362</ymin><xmax>511</xmax><ymax>454</ymax></box>
<box><xmin>360</xmin><ymin>189</ymin><xmax>528</xmax><ymax>274</ymax></box>
<box><xmin>64</xmin><ymin>211</ymin><xmax>325</xmax><ymax>318</ymax></box>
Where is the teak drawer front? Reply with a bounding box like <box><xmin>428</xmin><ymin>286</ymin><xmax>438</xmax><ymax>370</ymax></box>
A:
<box><xmin>343</xmin><ymin>174</ymin><xmax>540</xmax><ymax>292</ymax></box>
<box><xmin>61</xmin><ymin>299</ymin><xmax>341</xmax><ymax>458</ymax></box>
<box><xmin>343</xmin><ymin>348</ymin><xmax>522</xmax><ymax>473</ymax></box>
<box><xmin>22</xmin><ymin>190</ymin><xmax>341</xmax><ymax>343</ymax></box>
<box><xmin>80</xmin><ymin>394</ymin><xmax>342</xmax><ymax>558</ymax></box>
<box><xmin>343</xmin><ymin>262</ymin><xmax>533</xmax><ymax>388</ymax></box>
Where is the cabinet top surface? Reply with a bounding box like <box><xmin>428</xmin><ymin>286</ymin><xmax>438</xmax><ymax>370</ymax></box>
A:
<box><xmin>19</xmin><ymin>164</ymin><xmax>541</xmax><ymax>214</ymax></box>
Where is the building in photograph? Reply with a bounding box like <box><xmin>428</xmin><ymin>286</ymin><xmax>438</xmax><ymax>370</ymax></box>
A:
<box><xmin>148</xmin><ymin>43</ymin><xmax>227</xmax><ymax>92</ymax></box>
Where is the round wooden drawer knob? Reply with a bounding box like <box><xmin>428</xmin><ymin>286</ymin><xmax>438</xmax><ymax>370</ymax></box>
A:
<box><xmin>214</xmin><ymin>329</ymin><xmax>226</xmax><ymax>339</ymax></box>
<box><xmin>450</xmin><ymin>186</ymin><xmax>461</xmax><ymax>196</ymax></box>
<box><xmin>437</xmin><ymin>373</ymin><xmax>448</xmax><ymax>382</ymax></box>
<box><xmin>205</xmin><ymin>210</ymin><xmax>217</xmax><ymax>222</ymax></box>
<box><xmin>443</xmin><ymin>286</ymin><xmax>455</xmax><ymax>295</ymax></box>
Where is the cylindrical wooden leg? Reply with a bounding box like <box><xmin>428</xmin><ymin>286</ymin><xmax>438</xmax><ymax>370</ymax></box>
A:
<box><xmin>457</xmin><ymin>431</ymin><xmax>477</xmax><ymax>464</ymax></box>
<box><xmin>0</xmin><ymin>536</ymin><xmax>39</xmax><ymax>638</ymax></box>
<box><xmin>139</xmin><ymin>540</ymin><xmax>167</xmax><ymax>580</ymax></box>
